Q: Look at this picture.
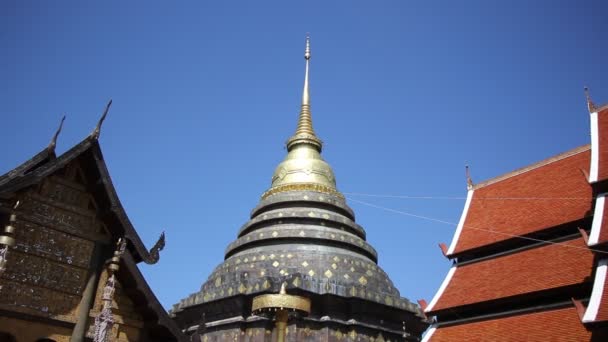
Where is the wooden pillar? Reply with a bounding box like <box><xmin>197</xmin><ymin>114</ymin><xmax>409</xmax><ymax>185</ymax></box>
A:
<box><xmin>71</xmin><ymin>242</ymin><xmax>104</xmax><ymax>342</ymax></box>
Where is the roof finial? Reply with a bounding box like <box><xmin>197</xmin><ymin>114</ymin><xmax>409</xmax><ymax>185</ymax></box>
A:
<box><xmin>466</xmin><ymin>165</ymin><xmax>474</xmax><ymax>190</ymax></box>
<box><xmin>286</xmin><ymin>34</ymin><xmax>323</xmax><ymax>151</ymax></box>
<box><xmin>585</xmin><ymin>86</ymin><xmax>597</xmax><ymax>113</ymax></box>
<box><xmin>91</xmin><ymin>99</ymin><xmax>113</xmax><ymax>140</ymax></box>
<box><xmin>302</xmin><ymin>34</ymin><xmax>311</xmax><ymax>106</ymax></box>
<box><xmin>47</xmin><ymin>115</ymin><xmax>66</xmax><ymax>152</ymax></box>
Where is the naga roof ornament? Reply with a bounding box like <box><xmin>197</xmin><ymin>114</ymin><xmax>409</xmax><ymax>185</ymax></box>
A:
<box><xmin>47</xmin><ymin>115</ymin><xmax>66</xmax><ymax>153</ymax></box>
<box><xmin>466</xmin><ymin>165</ymin><xmax>474</xmax><ymax>190</ymax></box>
<box><xmin>91</xmin><ymin>99</ymin><xmax>113</xmax><ymax>140</ymax></box>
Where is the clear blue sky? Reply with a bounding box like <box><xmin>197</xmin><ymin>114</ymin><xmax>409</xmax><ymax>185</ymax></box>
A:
<box><xmin>2</xmin><ymin>1</ymin><xmax>607</xmax><ymax>310</ymax></box>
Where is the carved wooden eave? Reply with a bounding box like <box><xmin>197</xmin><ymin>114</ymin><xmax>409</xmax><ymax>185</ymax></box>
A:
<box><xmin>0</xmin><ymin>148</ymin><xmax>56</xmax><ymax>191</ymax></box>
<box><xmin>0</xmin><ymin>136</ymin><xmax>162</xmax><ymax>265</ymax></box>
<box><xmin>118</xmin><ymin>251</ymin><xmax>188</xmax><ymax>342</ymax></box>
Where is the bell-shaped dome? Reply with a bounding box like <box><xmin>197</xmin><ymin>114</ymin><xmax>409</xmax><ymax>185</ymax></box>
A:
<box><xmin>265</xmin><ymin>144</ymin><xmax>338</xmax><ymax>199</ymax></box>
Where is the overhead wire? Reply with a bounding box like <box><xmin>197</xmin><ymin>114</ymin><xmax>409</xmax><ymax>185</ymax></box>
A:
<box><xmin>344</xmin><ymin>192</ymin><xmax>594</xmax><ymax>201</ymax></box>
<box><xmin>345</xmin><ymin>196</ymin><xmax>608</xmax><ymax>255</ymax></box>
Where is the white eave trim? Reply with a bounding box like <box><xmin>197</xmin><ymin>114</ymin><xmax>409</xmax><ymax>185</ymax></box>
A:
<box><xmin>590</xmin><ymin>111</ymin><xmax>599</xmax><ymax>183</ymax></box>
<box><xmin>446</xmin><ymin>189</ymin><xmax>474</xmax><ymax>255</ymax></box>
<box><xmin>421</xmin><ymin>324</ymin><xmax>437</xmax><ymax>342</ymax></box>
<box><xmin>425</xmin><ymin>265</ymin><xmax>457</xmax><ymax>313</ymax></box>
<box><xmin>583</xmin><ymin>259</ymin><xmax>607</xmax><ymax>322</ymax></box>
<box><xmin>589</xmin><ymin>193</ymin><xmax>606</xmax><ymax>246</ymax></box>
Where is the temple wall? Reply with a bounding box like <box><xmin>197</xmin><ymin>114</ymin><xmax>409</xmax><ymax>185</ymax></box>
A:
<box><xmin>0</xmin><ymin>316</ymin><xmax>72</xmax><ymax>342</ymax></box>
<box><xmin>0</xmin><ymin>162</ymin><xmax>107</xmax><ymax>339</ymax></box>
<box><xmin>196</xmin><ymin>321</ymin><xmax>400</xmax><ymax>342</ymax></box>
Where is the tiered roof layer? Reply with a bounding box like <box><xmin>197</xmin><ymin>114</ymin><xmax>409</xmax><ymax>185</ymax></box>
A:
<box><xmin>429</xmin><ymin>237</ymin><xmax>593</xmax><ymax>313</ymax></box>
<box><xmin>427</xmin><ymin>307</ymin><xmax>591</xmax><ymax>342</ymax></box>
<box><xmin>449</xmin><ymin>146</ymin><xmax>592</xmax><ymax>256</ymax></box>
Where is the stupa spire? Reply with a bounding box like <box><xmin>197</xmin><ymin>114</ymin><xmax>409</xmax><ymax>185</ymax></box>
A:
<box><xmin>286</xmin><ymin>35</ymin><xmax>322</xmax><ymax>151</ymax></box>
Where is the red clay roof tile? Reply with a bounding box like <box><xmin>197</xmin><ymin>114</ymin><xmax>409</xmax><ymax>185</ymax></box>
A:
<box><xmin>452</xmin><ymin>148</ymin><xmax>592</xmax><ymax>255</ymax></box>
<box><xmin>431</xmin><ymin>237</ymin><xmax>593</xmax><ymax>312</ymax></box>
<box><xmin>428</xmin><ymin>306</ymin><xmax>590</xmax><ymax>342</ymax></box>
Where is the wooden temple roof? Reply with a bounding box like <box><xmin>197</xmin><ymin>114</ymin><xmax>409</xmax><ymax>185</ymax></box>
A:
<box><xmin>0</xmin><ymin>136</ymin><xmax>162</xmax><ymax>265</ymax></box>
<box><xmin>0</xmin><ymin>133</ymin><xmax>186</xmax><ymax>342</ymax></box>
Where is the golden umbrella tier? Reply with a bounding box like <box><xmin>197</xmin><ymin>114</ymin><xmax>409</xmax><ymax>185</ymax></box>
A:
<box><xmin>251</xmin><ymin>283</ymin><xmax>311</xmax><ymax>315</ymax></box>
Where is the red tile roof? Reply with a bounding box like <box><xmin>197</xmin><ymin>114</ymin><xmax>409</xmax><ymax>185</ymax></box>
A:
<box><xmin>450</xmin><ymin>147</ymin><xmax>592</xmax><ymax>255</ymax></box>
<box><xmin>429</xmin><ymin>237</ymin><xmax>593</xmax><ymax>312</ymax></box>
<box><xmin>427</xmin><ymin>306</ymin><xmax>590</xmax><ymax>342</ymax></box>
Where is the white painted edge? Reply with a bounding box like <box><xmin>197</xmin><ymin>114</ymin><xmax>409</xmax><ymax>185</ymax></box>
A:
<box><xmin>583</xmin><ymin>259</ymin><xmax>608</xmax><ymax>322</ymax></box>
<box><xmin>421</xmin><ymin>324</ymin><xmax>437</xmax><ymax>342</ymax></box>
<box><xmin>425</xmin><ymin>265</ymin><xmax>457</xmax><ymax>313</ymax></box>
<box><xmin>589</xmin><ymin>193</ymin><xmax>606</xmax><ymax>246</ymax></box>
<box><xmin>446</xmin><ymin>189</ymin><xmax>474</xmax><ymax>255</ymax></box>
<box><xmin>590</xmin><ymin>111</ymin><xmax>599</xmax><ymax>183</ymax></box>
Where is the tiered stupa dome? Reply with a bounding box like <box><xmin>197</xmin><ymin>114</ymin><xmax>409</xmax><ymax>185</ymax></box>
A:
<box><xmin>172</xmin><ymin>36</ymin><xmax>426</xmax><ymax>341</ymax></box>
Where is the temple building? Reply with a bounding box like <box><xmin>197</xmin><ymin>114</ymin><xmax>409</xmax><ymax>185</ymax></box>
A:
<box><xmin>170</xmin><ymin>37</ymin><xmax>429</xmax><ymax>341</ymax></box>
<box><xmin>0</xmin><ymin>105</ymin><xmax>185</xmax><ymax>341</ymax></box>
<box><xmin>421</xmin><ymin>90</ymin><xmax>608</xmax><ymax>341</ymax></box>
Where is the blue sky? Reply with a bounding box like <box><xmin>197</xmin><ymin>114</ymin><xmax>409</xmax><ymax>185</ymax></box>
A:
<box><xmin>2</xmin><ymin>1</ymin><xmax>607</xmax><ymax>311</ymax></box>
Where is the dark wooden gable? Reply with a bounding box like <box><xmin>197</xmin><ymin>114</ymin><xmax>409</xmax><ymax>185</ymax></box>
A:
<box><xmin>0</xmin><ymin>135</ymin><xmax>185</xmax><ymax>342</ymax></box>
